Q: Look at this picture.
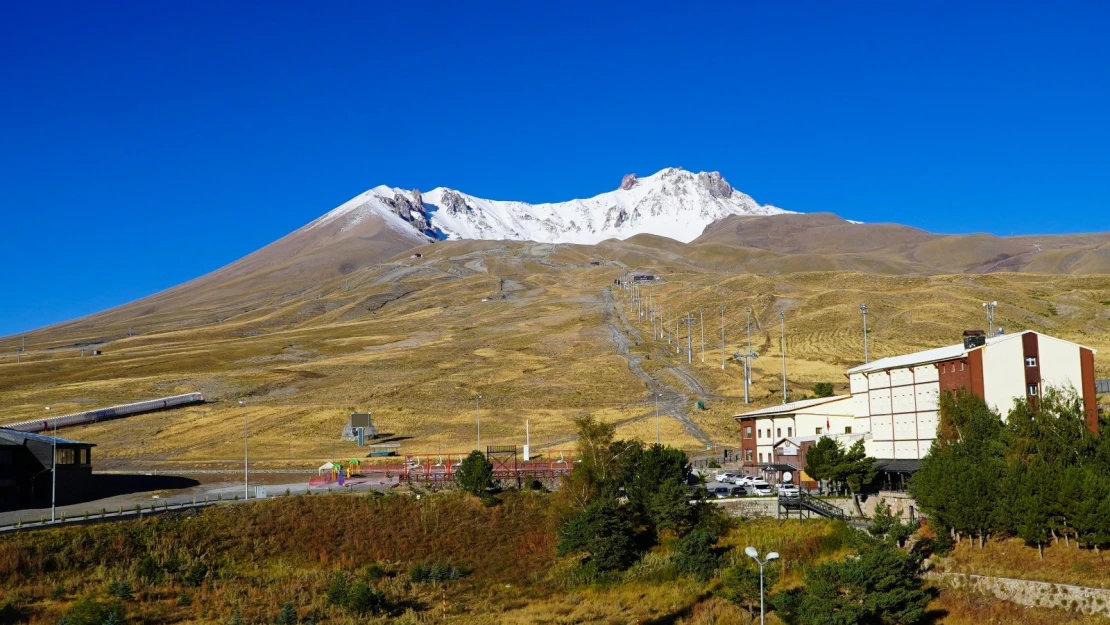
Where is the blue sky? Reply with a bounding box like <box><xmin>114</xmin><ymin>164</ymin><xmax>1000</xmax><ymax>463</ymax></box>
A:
<box><xmin>1</xmin><ymin>1</ymin><xmax>1108</xmax><ymax>337</ymax></box>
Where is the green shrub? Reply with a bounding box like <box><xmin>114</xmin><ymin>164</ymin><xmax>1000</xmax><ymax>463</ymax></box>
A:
<box><xmin>325</xmin><ymin>571</ymin><xmax>348</xmax><ymax>606</ymax></box>
<box><xmin>275</xmin><ymin>602</ymin><xmax>296</xmax><ymax>625</ymax></box>
<box><xmin>64</xmin><ymin>597</ymin><xmax>126</xmax><ymax>625</ymax></box>
<box><xmin>183</xmin><ymin>561</ymin><xmax>208</xmax><ymax>587</ymax></box>
<box><xmin>136</xmin><ymin>556</ymin><xmax>164</xmax><ymax>585</ymax></box>
<box><xmin>456</xmin><ymin>451</ymin><xmax>495</xmax><ymax>497</ymax></box>
<box><xmin>343</xmin><ymin>581</ymin><xmax>386</xmax><ymax>615</ymax></box>
<box><xmin>673</xmin><ymin>529</ymin><xmax>720</xmax><ymax>581</ymax></box>
<box><xmin>813</xmin><ymin>382</ymin><xmax>834</xmax><ymax>398</ymax></box>
<box><xmin>107</xmin><ymin>579</ymin><xmax>132</xmax><ymax>601</ymax></box>
<box><xmin>176</xmin><ymin>592</ymin><xmax>192</xmax><ymax>607</ymax></box>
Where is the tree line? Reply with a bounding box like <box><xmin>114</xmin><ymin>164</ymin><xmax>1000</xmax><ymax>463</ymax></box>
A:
<box><xmin>910</xmin><ymin>387</ymin><xmax>1110</xmax><ymax>558</ymax></box>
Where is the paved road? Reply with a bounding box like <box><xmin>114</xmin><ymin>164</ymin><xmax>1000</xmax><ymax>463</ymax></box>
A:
<box><xmin>0</xmin><ymin>475</ymin><xmax>397</xmax><ymax>530</ymax></box>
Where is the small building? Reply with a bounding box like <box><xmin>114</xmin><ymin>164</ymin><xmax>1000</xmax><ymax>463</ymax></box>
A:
<box><xmin>734</xmin><ymin>396</ymin><xmax>858</xmax><ymax>475</ymax></box>
<box><xmin>0</xmin><ymin>428</ymin><xmax>95</xmax><ymax>509</ymax></box>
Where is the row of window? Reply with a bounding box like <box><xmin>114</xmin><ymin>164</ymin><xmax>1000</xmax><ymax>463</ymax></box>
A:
<box><xmin>743</xmin><ymin>426</ymin><xmax>796</xmax><ymax>439</ymax></box>
<box><xmin>0</xmin><ymin>448</ymin><xmax>90</xmax><ymax>465</ymax></box>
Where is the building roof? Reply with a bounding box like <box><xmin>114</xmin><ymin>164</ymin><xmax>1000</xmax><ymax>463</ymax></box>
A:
<box><xmin>845</xmin><ymin>330</ymin><xmax>1094</xmax><ymax>376</ymax></box>
<box><xmin>733</xmin><ymin>395</ymin><xmax>854</xmax><ymax>420</ymax></box>
<box><xmin>0</xmin><ymin>428</ymin><xmax>94</xmax><ymax>447</ymax></box>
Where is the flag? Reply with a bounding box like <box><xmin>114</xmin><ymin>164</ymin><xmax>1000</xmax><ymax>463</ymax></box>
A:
<box><xmin>826</xmin><ymin>417</ymin><xmax>830</xmax><ymax>434</ymax></box>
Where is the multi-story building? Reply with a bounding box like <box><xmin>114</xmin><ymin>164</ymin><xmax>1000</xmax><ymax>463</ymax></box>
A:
<box><xmin>846</xmin><ymin>330</ymin><xmax>1097</xmax><ymax>460</ymax></box>
<box><xmin>735</xmin><ymin>330</ymin><xmax>1098</xmax><ymax>471</ymax></box>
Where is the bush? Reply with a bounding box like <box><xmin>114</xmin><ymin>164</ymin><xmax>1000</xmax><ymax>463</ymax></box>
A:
<box><xmin>673</xmin><ymin>529</ymin><xmax>720</xmax><ymax>581</ymax></box>
<box><xmin>64</xmin><ymin>597</ymin><xmax>126</xmax><ymax>625</ymax></box>
<box><xmin>176</xmin><ymin>592</ymin><xmax>192</xmax><ymax>607</ymax></box>
<box><xmin>325</xmin><ymin>571</ymin><xmax>348</xmax><ymax>606</ymax></box>
<box><xmin>719</xmin><ymin>557</ymin><xmax>779</xmax><ymax>616</ymax></box>
<box><xmin>343</xmin><ymin>581</ymin><xmax>386</xmax><ymax>615</ymax></box>
<box><xmin>136</xmin><ymin>556</ymin><xmax>164</xmax><ymax>585</ymax></box>
<box><xmin>557</xmin><ymin>497</ymin><xmax>637</xmax><ymax>572</ymax></box>
<box><xmin>183</xmin><ymin>561</ymin><xmax>208</xmax><ymax>587</ymax></box>
<box><xmin>409</xmin><ymin>561</ymin><xmax>463</xmax><ymax>583</ymax></box>
<box><xmin>813</xmin><ymin>382</ymin><xmax>834</xmax><ymax>398</ymax></box>
<box><xmin>107</xmin><ymin>579</ymin><xmax>132</xmax><ymax>601</ymax></box>
<box><xmin>275</xmin><ymin>602</ymin><xmax>296</xmax><ymax>625</ymax></box>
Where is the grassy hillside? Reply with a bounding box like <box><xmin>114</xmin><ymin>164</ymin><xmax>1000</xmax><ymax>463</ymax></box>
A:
<box><xmin>1</xmin><ymin>238</ymin><xmax>1109</xmax><ymax>467</ymax></box>
<box><xmin>1</xmin><ymin>492</ymin><xmax>1105</xmax><ymax>624</ymax></box>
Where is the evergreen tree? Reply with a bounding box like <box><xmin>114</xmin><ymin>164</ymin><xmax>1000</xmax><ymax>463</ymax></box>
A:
<box><xmin>626</xmin><ymin>444</ymin><xmax>697</xmax><ymax>533</ymax></box>
<box><xmin>557</xmin><ymin>496</ymin><xmax>637</xmax><ymax>572</ymax></box>
<box><xmin>456</xmin><ymin>450</ymin><xmax>495</xmax><ymax>498</ymax></box>
<box><xmin>275</xmin><ymin>602</ymin><xmax>297</xmax><ymax>625</ymax></box>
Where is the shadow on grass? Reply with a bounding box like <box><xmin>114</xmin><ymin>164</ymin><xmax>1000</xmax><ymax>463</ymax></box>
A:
<box><xmin>641</xmin><ymin>591</ymin><xmax>713</xmax><ymax>625</ymax></box>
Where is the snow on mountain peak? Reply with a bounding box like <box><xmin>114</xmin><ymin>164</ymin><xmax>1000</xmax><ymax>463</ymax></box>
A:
<box><xmin>308</xmin><ymin>167</ymin><xmax>790</xmax><ymax>245</ymax></box>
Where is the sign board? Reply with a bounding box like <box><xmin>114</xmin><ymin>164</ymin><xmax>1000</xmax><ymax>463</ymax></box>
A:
<box><xmin>255</xmin><ymin>486</ymin><xmax>268</xmax><ymax>499</ymax></box>
<box><xmin>523</xmin><ymin>444</ymin><xmax>530</xmax><ymax>461</ymax></box>
<box><xmin>783</xmin><ymin>472</ymin><xmax>793</xmax><ymax>483</ymax></box>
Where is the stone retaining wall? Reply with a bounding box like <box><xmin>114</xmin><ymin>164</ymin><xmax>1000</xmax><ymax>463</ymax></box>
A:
<box><xmin>932</xmin><ymin>572</ymin><xmax>1110</xmax><ymax>616</ymax></box>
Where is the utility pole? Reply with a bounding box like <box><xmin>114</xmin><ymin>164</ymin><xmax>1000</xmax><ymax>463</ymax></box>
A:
<box><xmin>240</xmin><ymin>401</ymin><xmax>249</xmax><ymax>500</ymax></box>
<box><xmin>860</xmin><ymin>304</ymin><xmax>870</xmax><ymax>363</ymax></box>
<box><xmin>655</xmin><ymin>393</ymin><xmax>662</xmax><ymax>445</ymax></box>
<box><xmin>686</xmin><ymin>312</ymin><xmax>694</xmax><ymax>365</ymax></box>
<box><xmin>699</xmin><ymin>308</ymin><xmax>705</xmax><ymax>363</ymax></box>
<box><xmin>746</xmin><ymin>307</ymin><xmax>753</xmax><ymax>403</ymax></box>
<box><xmin>476</xmin><ymin>395</ymin><xmax>483</xmax><ymax>451</ymax></box>
<box><xmin>720</xmin><ymin>305</ymin><xmax>726</xmax><ymax>370</ymax></box>
<box><xmin>983</xmin><ymin>301</ymin><xmax>997</xmax><ymax>337</ymax></box>
<box><xmin>780</xmin><ymin>311</ymin><xmax>787</xmax><ymax>404</ymax></box>
<box><xmin>46</xmin><ymin>407</ymin><xmax>55</xmax><ymax>522</ymax></box>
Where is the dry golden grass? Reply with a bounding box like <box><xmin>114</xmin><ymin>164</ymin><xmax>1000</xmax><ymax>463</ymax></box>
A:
<box><xmin>1</xmin><ymin>239</ymin><xmax>1108</xmax><ymax>468</ymax></box>
<box><xmin>941</xmin><ymin>537</ymin><xmax>1110</xmax><ymax>589</ymax></box>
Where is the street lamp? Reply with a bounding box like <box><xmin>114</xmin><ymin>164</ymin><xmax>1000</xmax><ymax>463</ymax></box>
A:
<box><xmin>476</xmin><ymin>395</ymin><xmax>483</xmax><ymax>452</ymax></box>
<box><xmin>779</xmin><ymin>311</ymin><xmax>787</xmax><ymax>405</ymax></box>
<box><xmin>239</xmin><ymin>400</ymin><xmax>248</xmax><ymax>500</ymax></box>
<box><xmin>744</xmin><ymin>546</ymin><xmax>780</xmax><ymax>625</ymax></box>
<box><xmin>46</xmin><ymin>406</ymin><xmax>55</xmax><ymax>522</ymax></box>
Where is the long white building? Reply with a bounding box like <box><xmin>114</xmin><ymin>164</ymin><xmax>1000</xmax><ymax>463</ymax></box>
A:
<box><xmin>846</xmin><ymin>330</ymin><xmax>1097</xmax><ymax>460</ymax></box>
<box><xmin>735</xmin><ymin>330</ymin><xmax>1098</xmax><ymax>464</ymax></box>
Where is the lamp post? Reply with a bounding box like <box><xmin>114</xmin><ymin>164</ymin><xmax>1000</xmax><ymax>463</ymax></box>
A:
<box><xmin>46</xmin><ymin>406</ymin><xmax>55</xmax><ymax>522</ymax></box>
<box><xmin>744</xmin><ymin>546</ymin><xmax>780</xmax><ymax>625</ymax></box>
<box><xmin>476</xmin><ymin>395</ymin><xmax>482</xmax><ymax>452</ymax></box>
<box><xmin>860</xmin><ymin>304</ymin><xmax>869</xmax><ymax>363</ymax></box>
<box><xmin>239</xmin><ymin>400</ymin><xmax>248</xmax><ymax>500</ymax></box>
<box><xmin>720</xmin><ymin>305</ymin><xmax>726</xmax><ymax>370</ymax></box>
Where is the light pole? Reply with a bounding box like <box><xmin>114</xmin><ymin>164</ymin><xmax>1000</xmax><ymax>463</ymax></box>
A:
<box><xmin>700</xmin><ymin>308</ymin><xmax>705</xmax><ymax>363</ymax></box>
<box><xmin>860</xmin><ymin>304</ymin><xmax>869</xmax><ymax>363</ymax></box>
<box><xmin>780</xmin><ymin>311</ymin><xmax>787</xmax><ymax>404</ymax></box>
<box><xmin>655</xmin><ymin>393</ymin><xmax>663</xmax><ymax>445</ymax></box>
<box><xmin>744</xmin><ymin>546</ymin><xmax>780</xmax><ymax>625</ymax></box>
<box><xmin>47</xmin><ymin>406</ymin><xmax>55</xmax><ymax>522</ymax></box>
<box><xmin>239</xmin><ymin>400</ymin><xmax>248</xmax><ymax>500</ymax></box>
<box><xmin>476</xmin><ymin>395</ymin><xmax>482</xmax><ymax>451</ymax></box>
<box><xmin>746</xmin><ymin>307</ymin><xmax>753</xmax><ymax>404</ymax></box>
<box><xmin>720</xmin><ymin>305</ymin><xmax>726</xmax><ymax>370</ymax></box>
<box><xmin>983</xmin><ymin>301</ymin><xmax>997</xmax><ymax>337</ymax></box>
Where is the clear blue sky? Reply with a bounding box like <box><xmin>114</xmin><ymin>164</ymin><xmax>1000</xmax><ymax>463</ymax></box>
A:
<box><xmin>2</xmin><ymin>1</ymin><xmax>1108</xmax><ymax>337</ymax></box>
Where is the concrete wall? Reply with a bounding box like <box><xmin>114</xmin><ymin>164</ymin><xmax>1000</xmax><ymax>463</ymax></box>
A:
<box><xmin>982</xmin><ymin>335</ymin><xmax>1026</xmax><ymax>415</ymax></box>
<box><xmin>934</xmin><ymin>572</ymin><xmax>1110</xmax><ymax>617</ymax></box>
<box><xmin>1039</xmin><ymin>334</ymin><xmax>1084</xmax><ymax>396</ymax></box>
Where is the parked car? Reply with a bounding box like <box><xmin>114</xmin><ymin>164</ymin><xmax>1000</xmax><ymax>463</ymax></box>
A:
<box><xmin>712</xmin><ymin>486</ymin><xmax>731</xmax><ymax>499</ymax></box>
<box><xmin>750</xmin><ymin>481</ymin><xmax>773</xmax><ymax>496</ymax></box>
<box><xmin>777</xmin><ymin>484</ymin><xmax>800</xmax><ymax>497</ymax></box>
<box><xmin>729</xmin><ymin>486</ymin><xmax>749</xmax><ymax>497</ymax></box>
<box><xmin>714</xmin><ymin>472</ymin><xmax>737</xmax><ymax>483</ymax></box>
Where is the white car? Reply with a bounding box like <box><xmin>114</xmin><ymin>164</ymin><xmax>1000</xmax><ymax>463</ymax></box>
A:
<box><xmin>750</xmin><ymin>480</ymin><xmax>772</xmax><ymax>496</ymax></box>
<box><xmin>777</xmin><ymin>484</ymin><xmax>800</xmax><ymax>497</ymax></box>
<box><xmin>714</xmin><ymin>472</ymin><xmax>737</xmax><ymax>483</ymax></box>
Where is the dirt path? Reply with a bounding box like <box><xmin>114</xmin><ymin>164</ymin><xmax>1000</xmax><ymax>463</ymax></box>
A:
<box><xmin>602</xmin><ymin>289</ymin><xmax>714</xmax><ymax>446</ymax></box>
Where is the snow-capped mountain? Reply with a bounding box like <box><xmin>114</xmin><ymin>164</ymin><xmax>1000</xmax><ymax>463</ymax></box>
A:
<box><xmin>305</xmin><ymin>167</ymin><xmax>790</xmax><ymax>245</ymax></box>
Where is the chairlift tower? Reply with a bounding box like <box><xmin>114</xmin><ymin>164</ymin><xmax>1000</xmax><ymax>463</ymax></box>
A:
<box><xmin>983</xmin><ymin>301</ymin><xmax>998</xmax><ymax>337</ymax></box>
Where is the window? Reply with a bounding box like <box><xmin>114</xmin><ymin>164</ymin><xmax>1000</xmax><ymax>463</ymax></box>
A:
<box><xmin>745</xmin><ymin>450</ymin><xmax>753</xmax><ymax>462</ymax></box>
<box><xmin>845</xmin><ymin>426</ymin><xmax>853</xmax><ymax>434</ymax></box>
<box><xmin>776</xmin><ymin>428</ymin><xmax>782</xmax><ymax>438</ymax></box>
<box><xmin>1026</xmin><ymin>357</ymin><xmax>1037</xmax><ymax>367</ymax></box>
<box><xmin>1028</xmin><ymin>384</ymin><xmax>1039</xmax><ymax>396</ymax></box>
<box><xmin>79</xmin><ymin>448</ymin><xmax>90</xmax><ymax>465</ymax></box>
<box><xmin>743</xmin><ymin>426</ymin><xmax>752</xmax><ymax>439</ymax></box>
<box><xmin>815</xmin><ymin>427</ymin><xmax>823</xmax><ymax>435</ymax></box>
<box><xmin>757</xmin><ymin>429</ymin><xmax>762</xmax><ymax>438</ymax></box>
<box><xmin>55</xmin><ymin>448</ymin><xmax>76</xmax><ymax>465</ymax></box>
<box><xmin>758</xmin><ymin>453</ymin><xmax>764</xmax><ymax>463</ymax></box>
<box><xmin>960</xmin><ymin>362</ymin><xmax>965</xmax><ymax>371</ymax></box>
<box><xmin>787</xmin><ymin>427</ymin><xmax>793</xmax><ymax>437</ymax></box>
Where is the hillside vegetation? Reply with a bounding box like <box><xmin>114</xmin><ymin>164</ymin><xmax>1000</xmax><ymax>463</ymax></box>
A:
<box><xmin>2</xmin><ymin>238</ymin><xmax>1109</xmax><ymax>466</ymax></box>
